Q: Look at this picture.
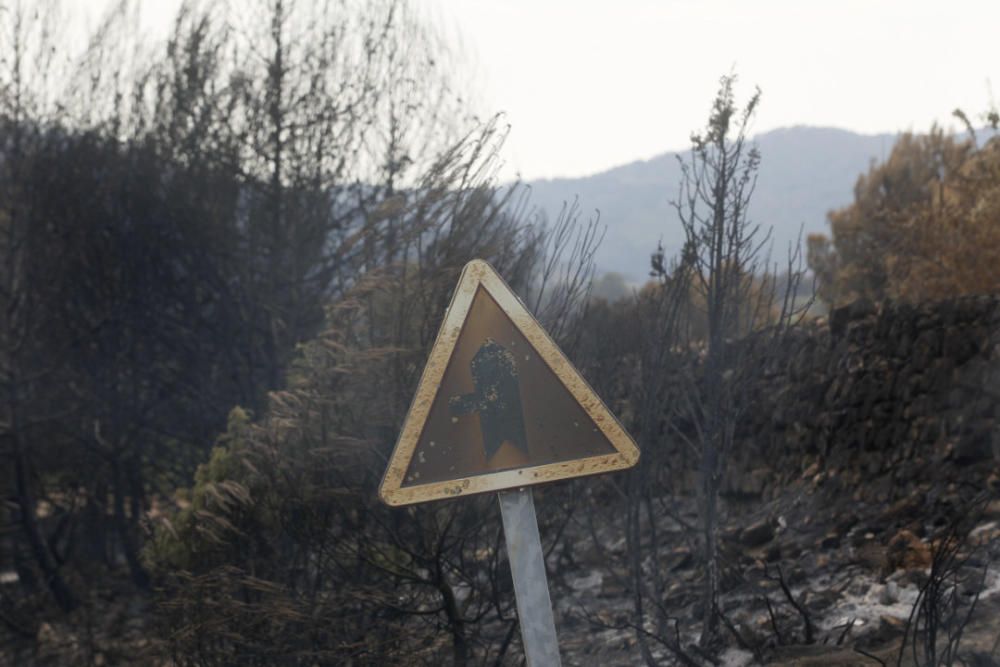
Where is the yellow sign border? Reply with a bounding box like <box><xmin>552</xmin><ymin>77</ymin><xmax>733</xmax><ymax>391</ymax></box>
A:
<box><xmin>378</xmin><ymin>259</ymin><xmax>639</xmax><ymax>506</ymax></box>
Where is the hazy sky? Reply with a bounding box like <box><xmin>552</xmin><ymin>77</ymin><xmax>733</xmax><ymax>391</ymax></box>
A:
<box><xmin>83</xmin><ymin>0</ymin><xmax>999</xmax><ymax>181</ymax></box>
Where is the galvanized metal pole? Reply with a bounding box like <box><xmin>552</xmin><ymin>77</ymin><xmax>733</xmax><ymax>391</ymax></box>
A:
<box><xmin>498</xmin><ymin>488</ymin><xmax>562</xmax><ymax>667</ymax></box>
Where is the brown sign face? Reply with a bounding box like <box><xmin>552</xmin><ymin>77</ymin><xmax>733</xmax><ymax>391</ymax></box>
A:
<box><xmin>402</xmin><ymin>286</ymin><xmax>615</xmax><ymax>487</ymax></box>
<box><xmin>379</xmin><ymin>260</ymin><xmax>639</xmax><ymax>506</ymax></box>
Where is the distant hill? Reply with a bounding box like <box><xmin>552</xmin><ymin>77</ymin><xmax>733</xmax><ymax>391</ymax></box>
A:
<box><xmin>524</xmin><ymin>126</ymin><xmax>898</xmax><ymax>282</ymax></box>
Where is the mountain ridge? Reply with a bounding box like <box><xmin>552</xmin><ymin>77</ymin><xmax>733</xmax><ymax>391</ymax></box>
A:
<box><xmin>523</xmin><ymin>125</ymin><xmax>899</xmax><ymax>282</ymax></box>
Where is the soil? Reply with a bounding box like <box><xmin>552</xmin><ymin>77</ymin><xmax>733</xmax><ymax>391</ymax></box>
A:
<box><xmin>7</xmin><ymin>455</ymin><xmax>998</xmax><ymax>666</ymax></box>
<box><xmin>544</xmin><ymin>458</ymin><xmax>1000</xmax><ymax>666</ymax></box>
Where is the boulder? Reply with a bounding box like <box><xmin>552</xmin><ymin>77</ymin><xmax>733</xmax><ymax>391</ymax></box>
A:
<box><xmin>740</xmin><ymin>519</ymin><xmax>775</xmax><ymax>547</ymax></box>
<box><xmin>883</xmin><ymin>529</ymin><xmax>931</xmax><ymax>575</ymax></box>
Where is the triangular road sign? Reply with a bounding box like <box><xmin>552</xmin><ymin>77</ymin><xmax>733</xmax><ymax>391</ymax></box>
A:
<box><xmin>379</xmin><ymin>259</ymin><xmax>639</xmax><ymax>506</ymax></box>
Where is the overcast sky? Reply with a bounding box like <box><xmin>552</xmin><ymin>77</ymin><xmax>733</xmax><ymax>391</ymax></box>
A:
<box><xmin>82</xmin><ymin>0</ymin><xmax>999</xmax><ymax>181</ymax></box>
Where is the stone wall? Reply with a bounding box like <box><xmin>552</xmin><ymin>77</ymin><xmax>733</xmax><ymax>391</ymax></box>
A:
<box><xmin>722</xmin><ymin>295</ymin><xmax>1000</xmax><ymax>501</ymax></box>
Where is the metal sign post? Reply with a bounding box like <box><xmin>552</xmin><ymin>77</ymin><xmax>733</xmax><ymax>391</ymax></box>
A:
<box><xmin>498</xmin><ymin>488</ymin><xmax>561</xmax><ymax>667</ymax></box>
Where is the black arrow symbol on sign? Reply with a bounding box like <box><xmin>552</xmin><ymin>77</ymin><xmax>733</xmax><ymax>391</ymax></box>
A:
<box><xmin>449</xmin><ymin>338</ymin><xmax>529</xmax><ymax>462</ymax></box>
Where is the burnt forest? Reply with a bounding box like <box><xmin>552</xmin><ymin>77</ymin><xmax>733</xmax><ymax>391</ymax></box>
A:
<box><xmin>2</xmin><ymin>1</ymin><xmax>1000</xmax><ymax>665</ymax></box>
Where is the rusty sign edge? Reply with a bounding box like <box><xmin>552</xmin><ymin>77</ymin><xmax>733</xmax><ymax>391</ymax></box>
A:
<box><xmin>378</xmin><ymin>259</ymin><xmax>639</xmax><ymax>507</ymax></box>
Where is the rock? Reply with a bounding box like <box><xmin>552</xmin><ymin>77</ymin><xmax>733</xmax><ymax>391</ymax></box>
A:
<box><xmin>599</xmin><ymin>580</ymin><xmax>626</xmax><ymax>599</ymax></box>
<box><xmin>740</xmin><ymin>519</ymin><xmax>775</xmax><ymax>547</ymax></box>
<box><xmin>904</xmin><ymin>521</ymin><xmax>926</xmax><ymax>539</ymax></box>
<box><xmin>806</xmin><ymin>588</ymin><xmax>838</xmax><ymax>613</ymax></box>
<box><xmin>569</xmin><ymin>570</ymin><xmax>603</xmax><ymax>592</ymax></box>
<box><xmin>37</xmin><ymin>622</ymin><xmax>55</xmax><ymax>645</ymax></box>
<box><xmin>848</xmin><ymin>580</ymin><xmax>870</xmax><ymax>596</ymax></box>
<box><xmin>820</xmin><ymin>533</ymin><xmax>841</xmax><ymax>550</ymax></box>
<box><xmin>883</xmin><ymin>529</ymin><xmax>931</xmax><ymax>575</ymax></box>
<box><xmin>880</xmin><ymin>581</ymin><xmax>900</xmax><ymax>605</ymax></box>
<box><xmin>960</xmin><ymin>570</ymin><xmax>988</xmax><ymax>597</ymax></box>
<box><xmin>952</xmin><ymin>426</ymin><xmax>994</xmax><ymax>464</ymax></box>
<box><xmin>987</xmin><ymin>474</ymin><xmax>1000</xmax><ymax>495</ymax></box>
<box><xmin>888</xmin><ymin>567</ymin><xmax>928</xmax><ymax>589</ymax></box>
<box><xmin>787</xmin><ymin>565</ymin><xmax>809</xmax><ymax>585</ymax></box>
<box><xmin>718</xmin><ymin>648</ymin><xmax>755</xmax><ymax>667</ymax></box>
<box><xmin>853</xmin><ymin>539</ymin><xmax>886</xmax><ymax>571</ymax></box>
<box><xmin>830</xmin><ymin>297</ymin><xmax>875</xmax><ymax>338</ymax></box>
<box><xmin>883</xmin><ymin>494</ymin><xmax>923</xmax><ymax>522</ymax></box>
<box><xmin>858</xmin><ymin>615</ymin><xmax>907</xmax><ymax>648</ymax></box>
<box><xmin>836</xmin><ymin>513</ymin><xmax>859</xmax><ymax>534</ymax></box>
<box><xmin>666</xmin><ymin>545</ymin><xmax>693</xmax><ymax>572</ymax></box>
<box><xmin>748</xmin><ymin>467</ymin><xmax>771</xmax><ymax>496</ymax></box>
